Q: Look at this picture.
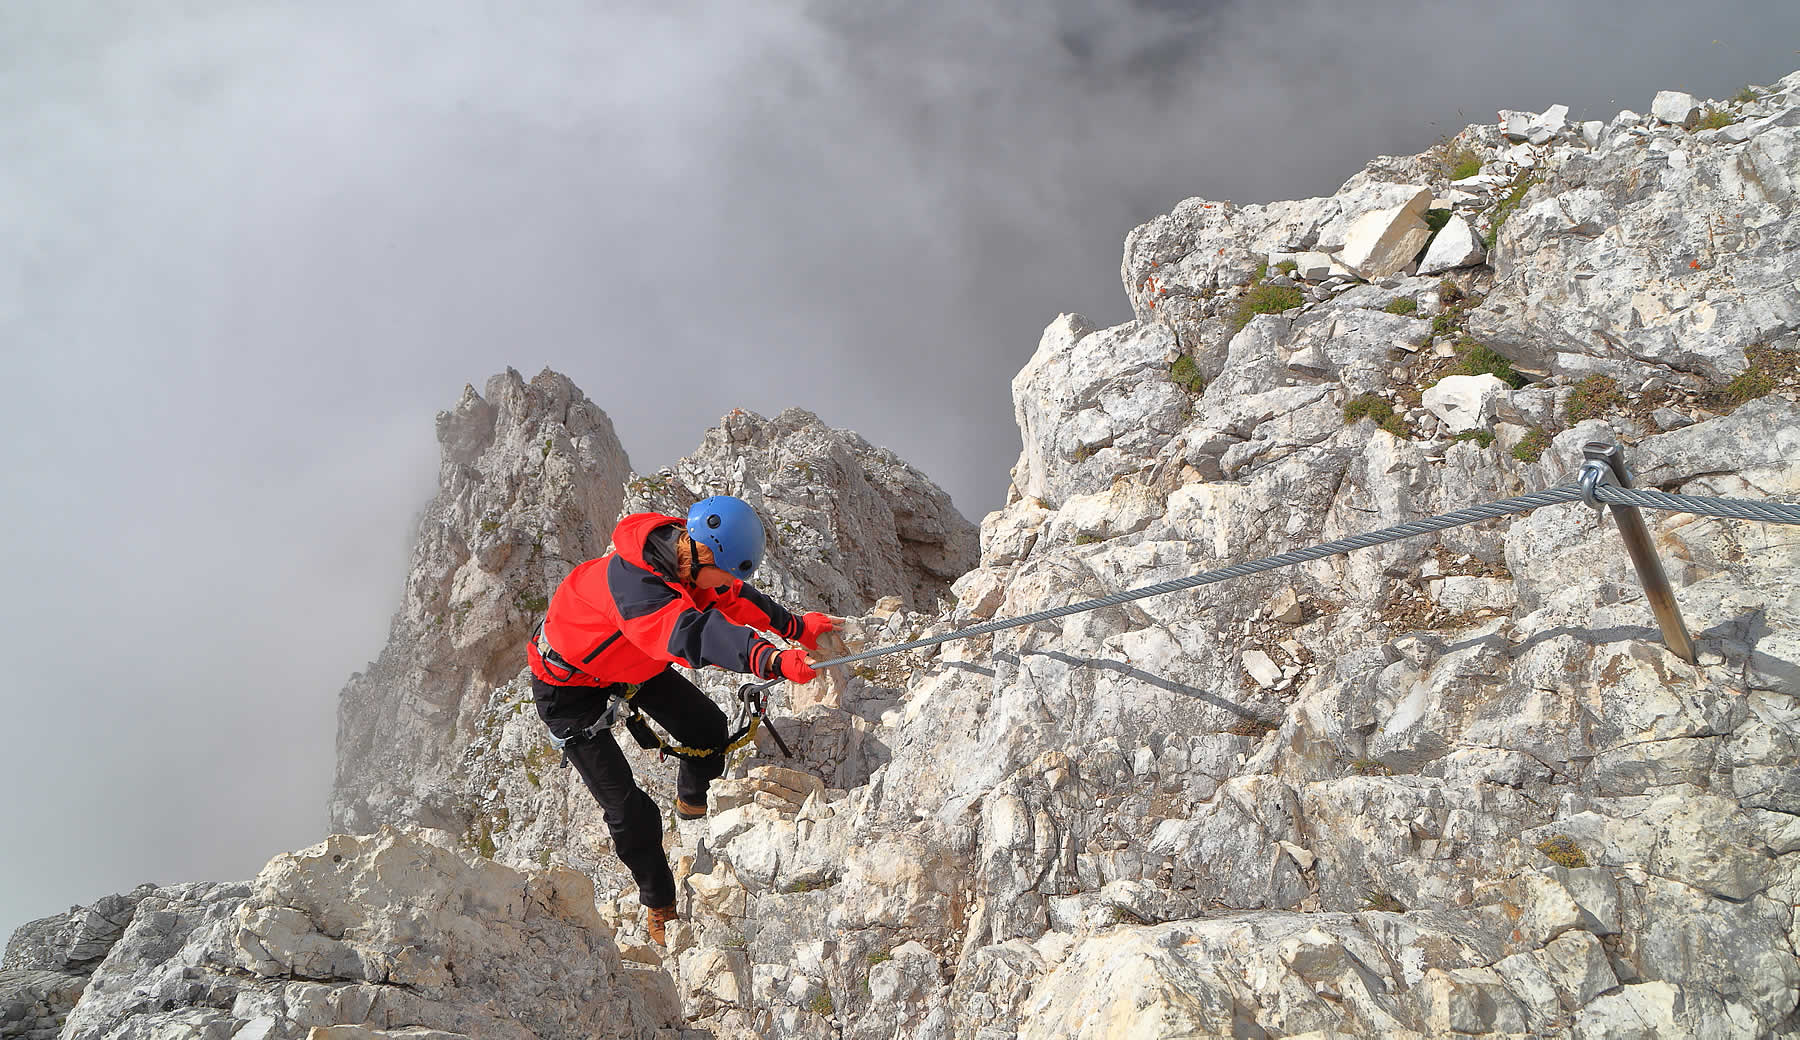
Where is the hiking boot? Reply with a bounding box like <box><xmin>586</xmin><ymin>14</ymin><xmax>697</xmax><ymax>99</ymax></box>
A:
<box><xmin>647</xmin><ymin>904</ymin><xmax>679</xmax><ymax>946</ymax></box>
<box><xmin>675</xmin><ymin>796</ymin><xmax>708</xmax><ymax>820</ymax></box>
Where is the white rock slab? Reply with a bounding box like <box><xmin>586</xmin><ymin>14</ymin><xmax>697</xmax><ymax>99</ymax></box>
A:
<box><xmin>1418</xmin><ymin>215</ymin><xmax>1486</xmax><ymax>275</ymax></box>
<box><xmin>1242</xmin><ymin>650</ymin><xmax>1283</xmax><ymax>689</ymax></box>
<box><xmin>1422</xmin><ymin>373</ymin><xmax>1509</xmax><ymax>433</ymax></box>
<box><xmin>1652</xmin><ymin>90</ymin><xmax>1699</xmax><ymax>125</ymax></box>
<box><xmin>1338</xmin><ymin>190</ymin><xmax>1433</xmax><ymax>280</ymax></box>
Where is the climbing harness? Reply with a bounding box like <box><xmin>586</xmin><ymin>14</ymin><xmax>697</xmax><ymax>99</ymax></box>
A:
<box><xmin>622</xmin><ymin>681</ymin><xmax>792</xmax><ymax>761</ymax></box>
<box><xmin>552</xmin><ymin>677</ymin><xmax>793</xmax><ymax>763</ymax></box>
<box><xmin>737</xmin><ymin>438</ymin><xmax>1800</xmax><ymax>698</ymax></box>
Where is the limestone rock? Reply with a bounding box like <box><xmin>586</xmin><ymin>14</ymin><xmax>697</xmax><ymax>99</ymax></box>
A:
<box><xmin>1422</xmin><ymin>373</ymin><xmax>1509</xmax><ymax>433</ymax></box>
<box><xmin>48</xmin><ymin>828</ymin><xmax>682</xmax><ymax>1040</ymax></box>
<box><xmin>1417</xmin><ymin>214</ymin><xmax>1485</xmax><ymax>275</ymax></box>
<box><xmin>1651</xmin><ymin>90</ymin><xmax>1699</xmax><ymax>125</ymax></box>
<box><xmin>26</xmin><ymin>62</ymin><xmax>1800</xmax><ymax>1040</ymax></box>
<box><xmin>1337</xmin><ymin>188</ymin><xmax>1433</xmax><ymax>280</ymax></box>
<box><xmin>331</xmin><ymin>368</ymin><xmax>634</xmax><ymax>835</ymax></box>
<box><xmin>618</xmin><ymin>407</ymin><xmax>978</xmax><ymax>616</ymax></box>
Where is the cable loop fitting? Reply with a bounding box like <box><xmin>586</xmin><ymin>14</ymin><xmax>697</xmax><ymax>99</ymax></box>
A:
<box><xmin>1578</xmin><ymin>459</ymin><xmax>1616</xmax><ymax>515</ymax></box>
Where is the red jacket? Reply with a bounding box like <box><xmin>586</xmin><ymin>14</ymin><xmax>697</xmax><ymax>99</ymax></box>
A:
<box><xmin>527</xmin><ymin>512</ymin><xmax>802</xmax><ymax>686</ymax></box>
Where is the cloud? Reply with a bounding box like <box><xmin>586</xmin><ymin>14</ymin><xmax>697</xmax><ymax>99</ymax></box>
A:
<box><xmin>4</xmin><ymin>0</ymin><xmax>1798</xmax><ymax>935</ymax></box>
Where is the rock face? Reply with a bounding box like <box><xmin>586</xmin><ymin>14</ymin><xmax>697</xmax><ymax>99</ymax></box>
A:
<box><xmin>331</xmin><ymin>368</ymin><xmax>634</xmax><ymax>835</ymax></box>
<box><xmin>328</xmin><ymin>377</ymin><xmax>975</xmax><ymax>913</ymax></box>
<box><xmin>2</xmin><ymin>887</ymin><xmax>157</xmax><ymax>1039</ymax></box>
<box><xmin>17</xmin><ymin>69</ymin><xmax>1800</xmax><ymax>1040</ymax></box>
<box><xmin>39</xmin><ymin>828</ymin><xmax>687</xmax><ymax>1040</ymax></box>
<box><xmin>597</xmin><ymin>71</ymin><xmax>1799</xmax><ymax>1040</ymax></box>
<box><xmin>617</xmin><ymin>407</ymin><xmax>977</xmax><ymax>617</ymax></box>
<box><xmin>332</xmin><ymin>374</ymin><xmax>977</xmax><ymax>842</ymax></box>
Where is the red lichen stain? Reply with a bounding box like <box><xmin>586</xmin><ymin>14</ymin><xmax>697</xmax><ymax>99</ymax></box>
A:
<box><xmin>1689</xmin><ymin>259</ymin><xmax>1702</xmax><ymax>268</ymax></box>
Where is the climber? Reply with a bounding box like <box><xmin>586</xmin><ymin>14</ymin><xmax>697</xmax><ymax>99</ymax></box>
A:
<box><xmin>525</xmin><ymin>495</ymin><xmax>835</xmax><ymax>945</ymax></box>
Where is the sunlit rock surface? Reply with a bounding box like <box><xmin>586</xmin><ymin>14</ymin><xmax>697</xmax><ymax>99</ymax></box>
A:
<box><xmin>14</xmin><ymin>68</ymin><xmax>1800</xmax><ymax>1040</ymax></box>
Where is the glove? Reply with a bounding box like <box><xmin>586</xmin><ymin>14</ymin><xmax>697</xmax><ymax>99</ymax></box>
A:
<box><xmin>773</xmin><ymin>647</ymin><xmax>817</xmax><ymax>684</ymax></box>
<box><xmin>796</xmin><ymin>611</ymin><xmax>836</xmax><ymax>652</ymax></box>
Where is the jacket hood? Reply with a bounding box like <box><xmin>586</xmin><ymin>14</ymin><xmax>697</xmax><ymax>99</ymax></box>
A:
<box><xmin>611</xmin><ymin>511</ymin><xmax>685</xmax><ymax>571</ymax></box>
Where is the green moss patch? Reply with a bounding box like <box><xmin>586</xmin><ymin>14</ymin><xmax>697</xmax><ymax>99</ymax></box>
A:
<box><xmin>1485</xmin><ymin>171</ymin><xmax>1539</xmax><ymax>247</ymax></box>
<box><xmin>1688</xmin><ymin>107</ymin><xmax>1736</xmax><ymax>131</ymax></box>
<box><xmin>1512</xmin><ymin>427</ymin><xmax>1551</xmax><ymax>463</ymax></box>
<box><xmin>1231</xmin><ymin>284</ymin><xmax>1305</xmax><ymax>330</ymax></box>
<box><xmin>1536</xmin><ymin>834</ymin><xmax>1589</xmax><ymax>869</ymax></box>
<box><xmin>1170</xmin><ymin>354</ymin><xmax>1206</xmax><ymax>394</ymax></box>
<box><xmin>1445</xmin><ymin>340</ymin><xmax>1529</xmax><ymax>389</ymax></box>
<box><xmin>1344</xmin><ymin>394</ymin><xmax>1409</xmax><ymax>438</ymax></box>
<box><xmin>1707</xmin><ymin>344</ymin><xmax>1796</xmax><ymax>411</ymax></box>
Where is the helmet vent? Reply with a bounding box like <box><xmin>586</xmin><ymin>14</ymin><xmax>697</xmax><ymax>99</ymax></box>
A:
<box><xmin>707</xmin><ymin>514</ymin><xmax>722</xmax><ymax>528</ymax></box>
<box><xmin>740</xmin><ymin>561</ymin><xmax>753</xmax><ymax>573</ymax></box>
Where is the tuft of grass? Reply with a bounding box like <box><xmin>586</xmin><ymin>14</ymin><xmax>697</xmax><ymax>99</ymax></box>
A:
<box><xmin>867</xmin><ymin>949</ymin><xmax>893</xmax><ymax>965</ymax></box>
<box><xmin>1720</xmin><ymin>366</ymin><xmax>1777</xmax><ymax>405</ymax></box>
<box><xmin>1452</xmin><ymin>430</ymin><xmax>1496</xmax><ymax>449</ymax></box>
<box><xmin>1424</xmin><ymin>209</ymin><xmax>1453</xmax><ymax>234</ymax></box>
<box><xmin>1438</xmin><ymin>279</ymin><xmax>1465</xmax><ymax>304</ymax></box>
<box><xmin>1536</xmin><ymin>834</ymin><xmax>1589</xmax><ymax>869</ymax></box>
<box><xmin>1225</xmin><ymin>716</ymin><xmax>1279</xmax><ymax>738</ymax></box>
<box><xmin>1276</xmin><ymin>259</ymin><xmax>1298</xmax><ymax>276</ymax></box>
<box><xmin>1384</xmin><ymin>298</ymin><xmax>1419</xmax><ymax>316</ymax></box>
<box><xmin>1350</xmin><ymin>759</ymin><xmax>1392</xmax><ymax>776</ymax></box>
<box><xmin>783</xmin><ymin>876</ymin><xmax>840</xmax><ymax>894</ymax></box>
<box><xmin>1707</xmin><ymin>344</ymin><xmax>1794</xmax><ymax>411</ymax></box>
<box><xmin>1513</xmin><ymin>427</ymin><xmax>1551</xmax><ymax>463</ymax></box>
<box><xmin>1448</xmin><ymin>340</ymin><xmax>1529</xmax><ymax>389</ymax></box>
<box><xmin>1431</xmin><ymin>136</ymin><xmax>1483</xmax><ymax>181</ymax></box>
<box><xmin>1733</xmin><ymin>85</ymin><xmax>1759</xmax><ymax>104</ymax></box>
<box><xmin>1343</xmin><ymin>394</ymin><xmax>1409</xmax><ymax>438</ymax></box>
<box><xmin>1250</xmin><ymin>259</ymin><xmax>1269</xmax><ymax>284</ymax></box>
<box><xmin>1565</xmin><ymin>374</ymin><xmax>1627</xmax><ymax>422</ymax></box>
<box><xmin>1364</xmin><ymin>892</ymin><xmax>1406</xmax><ymax>913</ymax></box>
<box><xmin>1170</xmin><ymin>354</ymin><xmax>1206</xmax><ymax>394</ymax></box>
<box><xmin>809</xmin><ymin>991</ymin><xmax>834</xmax><ymax>1016</ymax></box>
<box><xmin>1688</xmin><ymin>106</ymin><xmax>1736</xmax><ymax>131</ymax></box>
<box><xmin>1073</xmin><ymin>533</ymin><xmax>1100</xmax><ymax>546</ymax></box>
<box><xmin>1231</xmin><ymin>284</ymin><xmax>1306</xmax><ymax>330</ymax></box>
<box><xmin>1485</xmin><ymin>171</ymin><xmax>1539</xmax><ymax>247</ymax></box>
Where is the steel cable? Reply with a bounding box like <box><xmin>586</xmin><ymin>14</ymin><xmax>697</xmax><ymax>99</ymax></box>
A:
<box><xmin>1591</xmin><ymin>484</ymin><xmax>1800</xmax><ymax>525</ymax></box>
<box><xmin>795</xmin><ymin>483</ymin><xmax>1799</xmax><ymax>674</ymax></box>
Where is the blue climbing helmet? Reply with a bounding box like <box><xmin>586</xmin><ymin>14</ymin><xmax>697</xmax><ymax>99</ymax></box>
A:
<box><xmin>685</xmin><ymin>496</ymin><xmax>766</xmax><ymax>580</ymax></box>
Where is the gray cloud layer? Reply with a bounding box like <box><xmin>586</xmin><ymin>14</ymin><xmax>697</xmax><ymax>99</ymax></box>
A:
<box><xmin>4</xmin><ymin>0</ymin><xmax>1796</xmax><ymax>935</ymax></box>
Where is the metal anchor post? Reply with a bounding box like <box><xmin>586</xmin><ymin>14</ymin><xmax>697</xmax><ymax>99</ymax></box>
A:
<box><xmin>1580</xmin><ymin>440</ymin><xmax>1697</xmax><ymax>664</ymax></box>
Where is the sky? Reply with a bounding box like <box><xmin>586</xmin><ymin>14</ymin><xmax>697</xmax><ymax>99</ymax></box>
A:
<box><xmin>3</xmin><ymin>0</ymin><xmax>1797</xmax><ymax>938</ymax></box>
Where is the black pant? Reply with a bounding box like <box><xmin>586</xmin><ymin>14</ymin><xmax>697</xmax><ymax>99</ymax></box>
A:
<box><xmin>532</xmin><ymin>669</ymin><xmax>728</xmax><ymax>910</ymax></box>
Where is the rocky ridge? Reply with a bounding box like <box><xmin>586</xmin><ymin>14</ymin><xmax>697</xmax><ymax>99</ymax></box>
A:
<box><xmin>626</xmin><ymin>70</ymin><xmax>1800</xmax><ymax>1040</ymax></box>
<box><xmin>10</xmin><ymin>70</ymin><xmax>1800</xmax><ymax>1040</ymax></box>
<box><xmin>330</xmin><ymin>371</ymin><xmax>976</xmax><ymax>843</ymax></box>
